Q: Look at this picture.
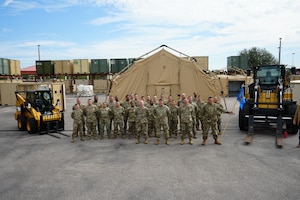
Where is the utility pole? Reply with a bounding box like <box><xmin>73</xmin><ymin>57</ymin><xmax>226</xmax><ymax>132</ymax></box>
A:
<box><xmin>37</xmin><ymin>44</ymin><xmax>40</xmax><ymax>61</ymax></box>
<box><xmin>292</xmin><ymin>53</ymin><xmax>295</xmax><ymax>66</ymax></box>
<box><xmin>278</xmin><ymin>38</ymin><xmax>282</xmax><ymax>65</ymax></box>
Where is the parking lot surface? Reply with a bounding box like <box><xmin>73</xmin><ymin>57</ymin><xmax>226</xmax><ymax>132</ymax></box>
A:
<box><xmin>0</xmin><ymin>95</ymin><xmax>299</xmax><ymax>200</ymax></box>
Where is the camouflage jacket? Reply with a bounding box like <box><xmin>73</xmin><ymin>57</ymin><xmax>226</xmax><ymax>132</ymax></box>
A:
<box><xmin>178</xmin><ymin>104</ymin><xmax>193</xmax><ymax>123</ymax></box>
<box><xmin>169</xmin><ymin>105</ymin><xmax>179</xmax><ymax>121</ymax></box>
<box><xmin>202</xmin><ymin>103</ymin><xmax>228</xmax><ymax>122</ymax></box>
<box><xmin>83</xmin><ymin>105</ymin><xmax>98</xmax><ymax>121</ymax></box>
<box><xmin>126</xmin><ymin>107</ymin><xmax>137</xmax><ymax>122</ymax></box>
<box><xmin>135</xmin><ymin>107</ymin><xmax>149</xmax><ymax>124</ymax></box>
<box><xmin>154</xmin><ymin>105</ymin><xmax>170</xmax><ymax>124</ymax></box>
<box><xmin>113</xmin><ymin>106</ymin><xmax>125</xmax><ymax>122</ymax></box>
<box><xmin>98</xmin><ymin>107</ymin><xmax>112</xmax><ymax>120</ymax></box>
<box><xmin>147</xmin><ymin>104</ymin><xmax>157</xmax><ymax>120</ymax></box>
<box><xmin>71</xmin><ymin>109</ymin><xmax>83</xmax><ymax>123</ymax></box>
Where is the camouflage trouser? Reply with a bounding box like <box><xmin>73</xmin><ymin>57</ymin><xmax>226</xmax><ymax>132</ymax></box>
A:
<box><xmin>196</xmin><ymin>115</ymin><xmax>200</xmax><ymax>130</ymax></box>
<box><xmin>128</xmin><ymin>121</ymin><xmax>136</xmax><ymax>137</ymax></box>
<box><xmin>202</xmin><ymin>120</ymin><xmax>218</xmax><ymax>139</ymax></box>
<box><xmin>100</xmin><ymin>119</ymin><xmax>111</xmax><ymax>137</ymax></box>
<box><xmin>73</xmin><ymin>122</ymin><xmax>83</xmax><ymax>137</ymax></box>
<box><xmin>86</xmin><ymin>120</ymin><xmax>97</xmax><ymax>138</ymax></box>
<box><xmin>136</xmin><ymin>123</ymin><xmax>148</xmax><ymax>139</ymax></box>
<box><xmin>169</xmin><ymin>118</ymin><xmax>178</xmax><ymax>135</ymax></box>
<box><xmin>216</xmin><ymin>115</ymin><xmax>222</xmax><ymax>133</ymax></box>
<box><xmin>148</xmin><ymin>118</ymin><xmax>156</xmax><ymax>136</ymax></box>
<box><xmin>192</xmin><ymin>116</ymin><xmax>197</xmax><ymax>135</ymax></box>
<box><xmin>180</xmin><ymin>121</ymin><xmax>193</xmax><ymax>139</ymax></box>
<box><xmin>114</xmin><ymin>120</ymin><xmax>124</xmax><ymax>136</ymax></box>
<box><xmin>156</xmin><ymin>123</ymin><xmax>169</xmax><ymax>139</ymax></box>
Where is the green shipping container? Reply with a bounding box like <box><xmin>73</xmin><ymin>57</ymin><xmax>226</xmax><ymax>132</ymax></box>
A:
<box><xmin>227</xmin><ymin>55</ymin><xmax>249</xmax><ymax>70</ymax></box>
<box><xmin>91</xmin><ymin>59</ymin><xmax>109</xmax><ymax>74</ymax></box>
<box><xmin>110</xmin><ymin>58</ymin><xmax>128</xmax><ymax>73</ymax></box>
<box><xmin>36</xmin><ymin>60</ymin><xmax>54</xmax><ymax>75</ymax></box>
<box><xmin>0</xmin><ymin>58</ymin><xmax>10</xmax><ymax>75</ymax></box>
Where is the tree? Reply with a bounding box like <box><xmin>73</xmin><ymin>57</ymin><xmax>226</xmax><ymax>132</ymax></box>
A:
<box><xmin>239</xmin><ymin>47</ymin><xmax>278</xmax><ymax>68</ymax></box>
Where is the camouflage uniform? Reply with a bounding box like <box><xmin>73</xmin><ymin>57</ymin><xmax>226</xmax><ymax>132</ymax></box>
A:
<box><xmin>178</xmin><ymin>103</ymin><xmax>194</xmax><ymax>144</ymax></box>
<box><xmin>147</xmin><ymin>103</ymin><xmax>157</xmax><ymax>137</ymax></box>
<box><xmin>215</xmin><ymin>102</ymin><xmax>224</xmax><ymax>134</ymax></box>
<box><xmin>98</xmin><ymin>106</ymin><xmax>112</xmax><ymax>139</ymax></box>
<box><xmin>107</xmin><ymin>101</ymin><xmax>115</xmax><ymax>130</ymax></box>
<box><xmin>121</xmin><ymin>100</ymin><xmax>131</xmax><ymax>133</ymax></box>
<box><xmin>197</xmin><ymin>101</ymin><xmax>206</xmax><ymax>131</ymax></box>
<box><xmin>201</xmin><ymin>103</ymin><xmax>229</xmax><ymax>142</ymax></box>
<box><xmin>93</xmin><ymin>101</ymin><xmax>102</xmax><ymax>135</ymax></box>
<box><xmin>190</xmin><ymin>101</ymin><xmax>198</xmax><ymax>138</ymax></box>
<box><xmin>154</xmin><ymin>104</ymin><xmax>170</xmax><ymax>144</ymax></box>
<box><xmin>125</xmin><ymin>105</ymin><xmax>137</xmax><ymax>139</ymax></box>
<box><xmin>71</xmin><ymin>108</ymin><xmax>84</xmax><ymax>142</ymax></box>
<box><xmin>135</xmin><ymin>106</ymin><xmax>149</xmax><ymax>143</ymax></box>
<box><xmin>112</xmin><ymin>106</ymin><xmax>125</xmax><ymax>138</ymax></box>
<box><xmin>84</xmin><ymin>104</ymin><xmax>98</xmax><ymax>140</ymax></box>
<box><xmin>169</xmin><ymin>104</ymin><xmax>179</xmax><ymax>138</ymax></box>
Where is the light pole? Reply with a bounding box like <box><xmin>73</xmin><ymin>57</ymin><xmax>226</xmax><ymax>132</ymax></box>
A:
<box><xmin>37</xmin><ymin>44</ymin><xmax>40</xmax><ymax>60</ymax></box>
<box><xmin>292</xmin><ymin>53</ymin><xmax>295</xmax><ymax>67</ymax></box>
<box><xmin>278</xmin><ymin>38</ymin><xmax>282</xmax><ymax>65</ymax></box>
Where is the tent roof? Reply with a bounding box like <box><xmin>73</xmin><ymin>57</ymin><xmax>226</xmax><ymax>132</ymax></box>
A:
<box><xmin>109</xmin><ymin>47</ymin><xmax>220</xmax><ymax>101</ymax></box>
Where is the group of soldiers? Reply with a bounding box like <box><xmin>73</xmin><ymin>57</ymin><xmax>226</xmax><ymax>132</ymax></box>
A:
<box><xmin>71</xmin><ymin>92</ymin><xmax>233</xmax><ymax>145</ymax></box>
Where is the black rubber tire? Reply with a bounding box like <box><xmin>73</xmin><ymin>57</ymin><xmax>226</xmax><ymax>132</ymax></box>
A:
<box><xmin>17</xmin><ymin>116</ymin><xmax>27</xmax><ymax>131</ymax></box>
<box><xmin>26</xmin><ymin>118</ymin><xmax>38</xmax><ymax>134</ymax></box>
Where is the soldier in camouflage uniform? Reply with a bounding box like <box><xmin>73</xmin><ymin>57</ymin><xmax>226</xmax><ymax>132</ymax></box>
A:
<box><xmin>93</xmin><ymin>95</ymin><xmax>102</xmax><ymax>135</ymax></box>
<box><xmin>112</xmin><ymin>101</ymin><xmax>125</xmax><ymax>139</ymax></box>
<box><xmin>154</xmin><ymin>99</ymin><xmax>170</xmax><ymax>145</ymax></box>
<box><xmin>135</xmin><ymin>100</ymin><xmax>149</xmax><ymax>144</ymax></box>
<box><xmin>71</xmin><ymin>104</ymin><xmax>85</xmax><ymax>142</ymax></box>
<box><xmin>84</xmin><ymin>99</ymin><xmax>98</xmax><ymax>140</ymax></box>
<box><xmin>147</xmin><ymin>99</ymin><xmax>157</xmax><ymax>137</ymax></box>
<box><xmin>125</xmin><ymin>101</ymin><xmax>137</xmax><ymax>139</ymax></box>
<box><xmin>107</xmin><ymin>95</ymin><xmax>115</xmax><ymax>130</ymax></box>
<box><xmin>188</xmin><ymin>96</ymin><xmax>198</xmax><ymax>139</ymax></box>
<box><xmin>201</xmin><ymin>97</ymin><xmax>233</xmax><ymax>145</ymax></box>
<box><xmin>169</xmin><ymin>99</ymin><xmax>179</xmax><ymax>138</ymax></box>
<box><xmin>196</xmin><ymin>95</ymin><xmax>206</xmax><ymax>131</ymax></box>
<box><xmin>178</xmin><ymin>98</ymin><xmax>194</xmax><ymax>145</ymax></box>
<box><xmin>214</xmin><ymin>96</ymin><xmax>224</xmax><ymax>135</ymax></box>
<box><xmin>121</xmin><ymin>94</ymin><xmax>131</xmax><ymax>134</ymax></box>
<box><xmin>74</xmin><ymin>98</ymin><xmax>86</xmax><ymax>137</ymax></box>
<box><xmin>98</xmin><ymin>102</ymin><xmax>113</xmax><ymax>139</ymax></box>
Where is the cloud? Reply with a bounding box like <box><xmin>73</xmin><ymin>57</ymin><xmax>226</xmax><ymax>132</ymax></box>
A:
<box><xmin>3</xmin><ymin>0</ymin><xmax>13</xmax><ymax>6</ymax></box>
<box><xmin>2</xmin><ymin>28</ymin><xmax>12</xmax><ymax>32</ymax></box>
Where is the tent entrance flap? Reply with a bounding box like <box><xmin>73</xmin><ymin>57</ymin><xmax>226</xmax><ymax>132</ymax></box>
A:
<box><xmin>155</xmin><ymin>85</ymin><xmax>171</xmax><ymax>98</ymax></box>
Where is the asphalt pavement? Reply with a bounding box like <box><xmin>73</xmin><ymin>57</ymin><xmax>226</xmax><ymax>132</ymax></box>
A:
<box><xmin>0</xmin><ymin>95</ymin><xmax>299</xmax><ymax>200</ymax></box>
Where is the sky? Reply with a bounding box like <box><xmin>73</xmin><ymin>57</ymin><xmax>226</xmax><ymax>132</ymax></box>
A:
<box><xmin>0</xmin><ymin>0</ymin><xmax>300</xmax><ymax>70</ymax></box>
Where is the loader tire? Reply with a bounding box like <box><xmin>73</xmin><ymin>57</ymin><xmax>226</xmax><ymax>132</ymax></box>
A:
<box><xmin>17</xmin><ymin>116</ymin><xmax>27</xmax><ymax>131</ymax></box>
<box><xmin>26</xmin><ymin>118</ymin><xmax>38</xmax><ymax>134</ymax></box>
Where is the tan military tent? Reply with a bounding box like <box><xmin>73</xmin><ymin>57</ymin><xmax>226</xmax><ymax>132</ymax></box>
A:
<box><xmin>109</xmin><ymin>48</ymin><xmax>220</xmax><ymax>101</ymax></box>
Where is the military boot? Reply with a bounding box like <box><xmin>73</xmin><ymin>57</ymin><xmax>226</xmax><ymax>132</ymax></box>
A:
<box><xmin>202</xmin><ymin>139</ymin><xmax>207</xmax><ymax>145</ymax></box>
<box><xmin>180</xmin><ymin>138</ymin><xmax>185</xmax><ymax>145</ymax></box>
<box><xmin>79</xmin><ymin>132</ymin><xmax>85</xmax><ymax>141</ymax></box>
<box><xmin>189</xmin><ymin>138</ymin><xmax>193</xmax><ymax>145</ymax></box>
<box><xmin>71</xmin><ymin>134</ymin><xmax>75</xmax><ymax>143</ymax></box>
<box><xmin>136</xmin><ymin>137</ymin><xmax>140</xmax><ymax>144</ymax></box>
<box><xmin>194</xmin><ymin>133</ymin><xmax>197</xmax><ymax>139</ymax></box>
<box><xmin>214</xmin><ymin>139</ymin><xmax>222</xmax><ymax>145</ymax></box>
<box><xmin>155</xmin><ymin>138</ymin><xmax>160</xmax><ymax>145</ymax></box>
<box><xmin>165</xmin><ymin>138</ymin><xmax>170</xmax><ymax>145</ymax></box>
<box><xmin>144</xmin><ymin>135</ymin><xmax>149</xmax><ymax>144</ymax></box>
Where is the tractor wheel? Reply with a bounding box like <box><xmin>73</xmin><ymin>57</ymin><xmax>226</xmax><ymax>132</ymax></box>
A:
<box><xmin>26</xmin><ymin>118</ymin><xmax>38</xmax><ymax>134</ymax></box>
<box><xmin>17</xmin><ymin>116</ymin><xmax>27</xmax><ymax>131</ymax></box>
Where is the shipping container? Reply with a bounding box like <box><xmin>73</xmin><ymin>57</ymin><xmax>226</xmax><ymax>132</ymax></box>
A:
<box><xmin>0</xmin><ymin>58</ymin><xmax>10</xmax><ymax>75</ymax></box>
<box><xmin>110</xmin><ymin>58</ymin><xmax>128</xmax><ymax>73</ymax></box>
<box><xmin>73</xmin><ymin>59</ymin><xmax>90</xmax><ymax>74</ymax></box>
<box><xmin>36</xmin><ymin>60</ymin><xmax>54</xmax><ymax>75</ymax></box>
<box><xmin>128</xmin><ymin>58</ymin><xmax>136</xmax><ymax>65</ymax></box>
<box><xmin>54</xmin><ymin>60</ymin><xmax>73</xmax><ymax>75</ymax></box>
<box><xmin>227</xmin><ymin>55</ymin><xmax>249</xmax><ymax>70</ymax></box>
<box><xmin>9</xmin><ymin>59</ymin><xmax>21</xmax><ymax>75</ymax></box>
<box><xmin>91</xmin><ymin>59</ymin><xmax>109</xmax><ymax>74</ymax></box>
